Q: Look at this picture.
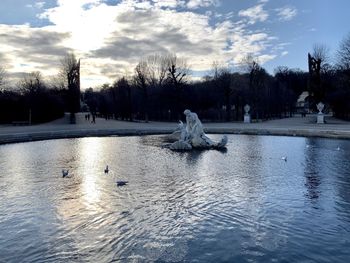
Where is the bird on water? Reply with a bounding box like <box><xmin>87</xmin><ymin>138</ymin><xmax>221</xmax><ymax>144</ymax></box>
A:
<box><xmin>62</xmin><ymin>169</ymin><xmax>69</xmax><ymax>178</ymax></box>
<box><xmin>116</xmin><ymin>180</ymin><xmax>128</xmax><ymax>187</ymax></box>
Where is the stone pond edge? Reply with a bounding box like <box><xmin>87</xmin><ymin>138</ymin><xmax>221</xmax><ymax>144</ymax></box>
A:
<box><xmin>0</xmin><ymin>127</ymin><xmax>349</xmax><ymax>145</ymax></box>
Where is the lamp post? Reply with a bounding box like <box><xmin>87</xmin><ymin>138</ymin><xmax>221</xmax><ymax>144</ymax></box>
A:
<box><xmin>29</xmin><ymin>108</ymin><xmax>32</xmax><ymax>125</ymax></box>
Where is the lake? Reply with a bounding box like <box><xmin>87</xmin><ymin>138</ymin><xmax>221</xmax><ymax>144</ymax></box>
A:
<box><xmin>0</xmin><ymin>135</ymin><xmax>349</xmax><ymax>262</ymax></box>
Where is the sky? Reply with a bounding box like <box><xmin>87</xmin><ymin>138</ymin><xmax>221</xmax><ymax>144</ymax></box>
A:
<box><xmin>0</xmin><ymin>0</ymin><xmax>349</xmax><ymax>89</ymax></box>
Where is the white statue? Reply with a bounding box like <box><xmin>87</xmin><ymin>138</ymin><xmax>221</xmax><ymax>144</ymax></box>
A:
<box><xmin>244</xmin><ymin>104</ymin><xmax>250</xmax><ymax>115</ymax></box>
<box><xmin>244</xmin><ymin>104</ymin><xmax>251</xmax><ymax>123</ymax></box>
<box><xmin>317</xmin><ymin>102</ymin><xmax>324</xmax><ymax>114</ymax></box>
<box><xmin>316</xmin><ymin>102</ymin><xmax>325</xmax><ymax>124</ymax></box>
<box><xmin>167</xmin><ymin>109</ymin><xmax>228</xmax><ymax>150</ymax></box>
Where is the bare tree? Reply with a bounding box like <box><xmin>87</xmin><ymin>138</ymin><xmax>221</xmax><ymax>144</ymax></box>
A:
<box><xmin>135</xmin><ymin>60</ymin><xmax>150</xmax><ymax>88</ymax></box>
<box><xmin>60</xmin><ymin>53</ymin><xmax>81</xmax><ymax>123</ymax></box>
<box><xmin>20</xmin><ymin>71</ymin><xmax>45</xmax><ymax>94</ymax></box>
<box><xmin>134</xmin><ymin>59</ymin><xmax>150</xmax><ymax>121</ymax></box>
<box><xmin>337</xmin><ymin>33</ymin><xmax>350</xmax><ymax>70</ymax></box>
<box><xmin>241</xmin><ymin>54</ymin><xmax>268</xmax><ymax>119</ymax></box>
<box><xmin>60</xmin><ymin>53</ymin><xmax>78</xmax><ymax>84</ymax></box>
<box><xmin>312</xmin><ymin>43</ymin><xmax>330</xmax><ymax>66</ymax></box>
<box><xmin>134</xmin><ymin>53</ymin><xmax>188</xmax><ymax>89</ymax></box>
<box><xmin>19</xmin><ymin>71</ymin><xmax>46</xmax><ymax>124</ymax></box>
<box><xmin>48</xmin><ymin>75</ymin><xmax>66</xmax><ymax>90</ymax></box>
<box><xmin>333</xmin><ymin>33</ymin><xmax>350</xmax><ymax>119</ymax></box>
<box><xmin>308</xmin><ymin>44</ymin><xmax>330</xmax><ymax>104</ymax></box>
<box><xmin>211</xmin><ymin>60</ymin><xmax>225</xmax><ymax>80</ymax></box>
<box><xmin>210</xmin><ymin>61</ymin><xmax>234</xmax><ymax>121</ymax></box>
<box><xmin>165</xmin><ymin>54</ymin><xmax>189</xmax><ymax>86</ymax></box>
<box><xmin>146</xmin><ymin>54</ymin><xmax>168</xmax><ymax>88</ymax></box>
<box><xmin>240</xmin><ymin>54</ymin><xmax>260</xmax><ymax>74</ymax></box>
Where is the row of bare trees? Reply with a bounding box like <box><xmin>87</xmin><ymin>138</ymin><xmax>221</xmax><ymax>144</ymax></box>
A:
<box><xmin>0</xmin><ymin>54</ymin><xmax>80</xmax><ymax>124</ymax></box>
<box><xmin>80</xmin><ymin>52</ymin><xmax>305</xmax><ymax>122</ymax></box>
<box><xmin>83</xmin><ymin>34</ymin><xmax>350</xmax><ymax>122</ymax></box>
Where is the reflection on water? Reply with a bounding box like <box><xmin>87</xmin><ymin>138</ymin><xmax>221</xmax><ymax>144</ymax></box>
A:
<box><xmin>0</xmin><ymin>135</ymin><xmax>350</xmax><ymax>262</ymax></box>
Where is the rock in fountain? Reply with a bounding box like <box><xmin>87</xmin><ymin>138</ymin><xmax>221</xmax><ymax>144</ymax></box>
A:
<box><xmin>167</xmin><ymin>109</ymin><xmax>228</xmax><ymax>151</ymax></box>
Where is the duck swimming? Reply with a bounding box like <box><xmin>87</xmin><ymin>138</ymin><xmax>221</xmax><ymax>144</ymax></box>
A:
<box><xmin>62</xmin><ymin>169</ymin><xmax>69</xmax><ymax>178</ymax></box>
<box><xmin>116</xmin><ymin>180</ymin><xmax>128</xmax><ymax>187</ymax></box>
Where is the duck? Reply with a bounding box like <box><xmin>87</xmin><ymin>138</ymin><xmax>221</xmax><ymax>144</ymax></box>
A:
<box><xmin>62</xmin><ymin>169</ymin><xmax>69</xmax><ymax>178</ymax></box>
<box><xmin>116</xmin><ymin>180</ymin><xmax>128</xmax><ymax>187</ymax></box>
<box><xmin>104</xmin><ymin>165</ymin><xmax>109</xmax><ymax>174</ymax></box>
<box><xmin>281</xmin><ymin>156</ymin><xmax>287</xmax><ymax>162</ymax></box>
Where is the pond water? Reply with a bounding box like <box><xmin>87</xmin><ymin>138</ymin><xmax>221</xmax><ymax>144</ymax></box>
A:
<box><xmin>0</xmin><ymin>135</ymin><xmax>350</xmax><ymax>262</ymax></box>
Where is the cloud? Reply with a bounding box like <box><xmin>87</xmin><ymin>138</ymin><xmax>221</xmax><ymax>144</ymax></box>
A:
<box><xmin>275</xmin><ymin>6</ymin><xmax>297</xmax><ymax>21</ymax></box>
<box><xmin>0</xmin><ymin>52</ymin><xmax>9</xmax><ymax>65</ymax></box>
<box><xmin>152</xmin><ymin>0</ymin><xmax>185</xmax><ymax>8</ymax></box>
<box><xmin>257</xmin><ymin>54</ymin><xmax>276</xmax><ymax>63</ymax></box>
<box><xmin>187</xmin><ymin>0</ymin><xmax>220</xmax><ymax>9</ymax></box>
<box><xmin>238</xmin><ymin>4</ymin><xmax>268</xmax><ymax>24</ymax></box>
<box><xmin>1</xmin><ymin>0</ymin><xmax>283</xmax><ymax>87</ymax></box>
<box><xmin>0</xmin><ymin>24</ymin><xmax>71</xmax><ymax>81</ymax></box>
<box><xmin>35</xmin><ymin>2</ymin><xmax>46</xmax><ymax>9</ymax></box>
<box><xmin>26</xmin><ymin>2</ymin><xmax>46</xmax><ymax>9</ymax></box>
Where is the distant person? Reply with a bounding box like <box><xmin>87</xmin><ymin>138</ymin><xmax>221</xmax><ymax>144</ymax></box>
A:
<box><xmin>92</xmin><ymin>114</ymin><xmax>96</xmax><ymax>124</ymax></box>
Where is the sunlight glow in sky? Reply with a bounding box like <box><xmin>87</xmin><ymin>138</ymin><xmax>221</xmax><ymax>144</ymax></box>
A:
<box><xmin>0</xmin><ymin>0</ymin><xmax>349</xmax><ymax>88</ymax></box>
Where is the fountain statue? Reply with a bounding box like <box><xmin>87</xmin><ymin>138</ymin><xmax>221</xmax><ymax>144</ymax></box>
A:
<box><xmin>166</xmin><ymin>109</ymin><xmax>228</xmax><ymax>150</ymax></box>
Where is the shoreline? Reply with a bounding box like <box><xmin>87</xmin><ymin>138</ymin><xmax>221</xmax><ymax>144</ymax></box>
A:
<box><xmin>1</xmin><ymin>126</ymin><xmax>349</xmax><ymax>145</ymax></box>
<box><xmin>1</xmin><ymin>113</ymin><xmax>349</xmax><ymax>145</ymax></box>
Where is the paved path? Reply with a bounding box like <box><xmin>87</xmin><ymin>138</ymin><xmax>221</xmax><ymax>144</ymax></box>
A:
<box><xmin>0</xmin><ymin>113</ymin><xmax>349</xmax><ymax>144</ymax></box>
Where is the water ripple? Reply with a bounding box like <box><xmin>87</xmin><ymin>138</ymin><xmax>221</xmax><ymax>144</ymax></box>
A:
<box><xmin>0</xmin><ymin>135</ymin><xmax>350</xmax><ymax>262</ymax></box>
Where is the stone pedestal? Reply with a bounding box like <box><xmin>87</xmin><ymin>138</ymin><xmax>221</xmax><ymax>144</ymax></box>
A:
<box><xmin>317</xmin><ymin>114</ymin><xmax>324</xmax><ymax>124</ymax></box>
<box><xmin>244</xmin><ymin>114</ymin><xmax>251</xmax><ymax>123</ymax></box>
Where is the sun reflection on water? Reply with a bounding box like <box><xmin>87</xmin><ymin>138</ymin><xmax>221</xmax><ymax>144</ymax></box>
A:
<box><xmin>78</xmin><ymin>138</ymin><xmax>104</xmax><ymax>211</ymax></box>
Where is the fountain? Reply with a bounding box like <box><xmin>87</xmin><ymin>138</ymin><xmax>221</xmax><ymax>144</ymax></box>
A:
<box><xmin>166</xmin><ymin>109</ymin><xmax>228</xmax><ymax>150</ymax></box>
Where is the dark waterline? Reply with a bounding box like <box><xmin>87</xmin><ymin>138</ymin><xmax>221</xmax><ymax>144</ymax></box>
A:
<box><xmin>0</xmin><ymin>135</ymin><xmax>349</xmax><ymax>262</ymax></box>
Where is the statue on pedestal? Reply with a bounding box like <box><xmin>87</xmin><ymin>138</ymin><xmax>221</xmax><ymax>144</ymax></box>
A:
<box><xmin>316</xmin><ymin>102</ymin><xmax>325</xmax><ymax>124</ymax></box>
<box><xmin>167</xmin><ymin>109</ymin><xmax>228</xmax><ymax>151</ymax></box>
<box><xmin>244</xmin><ymin>104</ymin><xmax>251</xmax><ymax>123</ymax></box>
<box><xmin>317</xmin><ymin>102</ymin><xmax>324</xmax><ymax>114</ymax></box>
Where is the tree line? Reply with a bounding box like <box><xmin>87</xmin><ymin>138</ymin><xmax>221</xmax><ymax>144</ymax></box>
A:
<box><xmin>84</xmin><ymin>54</ymin><xmax>307</xmax><ymax>122</ymax></box>
<box><xmin>1</xmin><ymin>33</ymin><xmax>349</xmax><ymax>124</ymax></box>
<box><xmin>0</xmin><ymin>54</ymin><xmax>80</xmax><ymax>124</ymax></box>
